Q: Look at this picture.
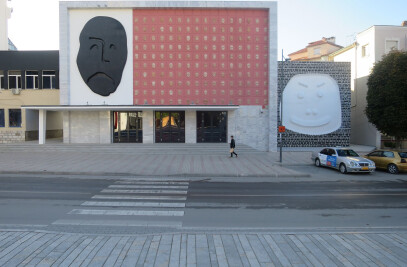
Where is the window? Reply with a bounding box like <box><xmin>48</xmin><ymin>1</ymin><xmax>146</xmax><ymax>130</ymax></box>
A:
<box><xmin>385</xmin><ymin>40</ymin><xmax>398</xmax><ymax>54</ymax></box>
<box><xmin>0</xmin><ymin>109</ymin><xmax>4</xmax><ymax>127</ymax></box>
<box><xmin>26</xmin><ymin>71</ymin><xmax>39</xmax><ymax>89</ymax></box>
<box><xmin>336</xmin><ymin>149</ymin><xmax>359</xmax><ymax>157</ymax></box>
<box><xmin>383</xmin><ymin>151</ymin><xmax>395</xmax><ymax>158</ymax></box>
<box><xmin>313</xmin><ymin>48</ymin><xmax>321</xmax><ymax>55</ymax></box>
<box><xmin>0</xmin><ymin>71</ymin><xmax>4</xmax><ymax>89</ymax></box>
<box><xmin>8</xmin><ymin>71</ymin><xmax>22</xmax><ymax>89</ymax></box>
<box><xmin>368</xmin><ymin>151</ymin><xmax>382</xmax><ymax>157</ymax></box>
<box><xmin>9</xmin><ymin>109</ymin><xmax>22</xmax><ymax>127</ymax></box>
<box><xmin>362</xmin><ymin>44</ymin><xmax>369</xmax><ymax>57</ymax></box>
<box><xmin>42</xmin><ymin>71</ymin><xmax>56</xmax><ymax>89</ymax></box>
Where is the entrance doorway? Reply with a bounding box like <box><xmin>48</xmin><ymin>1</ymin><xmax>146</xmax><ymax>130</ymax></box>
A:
<box><xmin>113</xmin><ymin>111</ymin><xmax>142</xmax><ymax>143</ymax></box>
<box><xmin>197</xmin><ymin>111</ymin><xmax>227</xmax><ymax>143</ymax></box>
<box><xmin>155</xmin><ymin>111</ymin><xmax>185</xmax><ymax>143</ymax></box>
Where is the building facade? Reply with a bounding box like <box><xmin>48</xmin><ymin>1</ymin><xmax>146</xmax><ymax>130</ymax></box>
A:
<box><xmin>0</xmin><ymin>51</ymin><xmax>62</xmax><ymax>143</ymax></box>
<box><xmin>27</xmin><ymin>1</ymin><xmax>277</xmax><ymax>151</ymax></box>
<box><xmin>23</xmin><ymin>1</ymin><xmax>351</xmax><ymax>151</ymax></box>
<box><xmin>289</xmin><ymin>37</ymin><xmax>343</xmax><ymax>61</ymax></box>
<box><xmin>330</xmin><ymin>23</ymin><xmax>407</xmax><ymax>147</ymax></box>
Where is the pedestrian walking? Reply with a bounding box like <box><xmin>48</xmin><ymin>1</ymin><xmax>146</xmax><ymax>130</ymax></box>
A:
<box><xmin>230</xmin><ymin>135</ymin><xmax>238</xmax><ymax>157</ymax></box>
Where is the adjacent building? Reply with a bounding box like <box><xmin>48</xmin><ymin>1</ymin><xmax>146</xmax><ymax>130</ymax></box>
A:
<box><xmin>330</xmin><ymin>22</ymin><xmax>407</xmax><ymax>147</ymax></box>
<box><xmin>0</xmin><ymin>51</ymin><xmax>62</xmax><ymax>143</ymax></box>
<box><xmin>288</xmin><ymin>37</ymin><xmax>343</xmax><ymax>61</ymax></box>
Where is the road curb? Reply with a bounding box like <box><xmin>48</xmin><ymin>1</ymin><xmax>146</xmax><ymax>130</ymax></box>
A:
<box><xmin>0</xmin><ymin>170</ymin><xmax>311</xmax><ymax>179</ymax></box>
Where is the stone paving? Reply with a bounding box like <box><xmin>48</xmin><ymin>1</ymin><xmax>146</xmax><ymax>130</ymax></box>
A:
<box><xmin>0</xmin><ymin>143</ymin><xmax>310</xmax><ymax>178</ymax></box>
<box><xmin>2</xmin><ymin>141</ymin><xmax>402</xmax><ymax>266</ymax></box>
<box><xmin>1</xmin><ymin>230</ymin><xmax>407</xmax><ymax>267</ymax></box>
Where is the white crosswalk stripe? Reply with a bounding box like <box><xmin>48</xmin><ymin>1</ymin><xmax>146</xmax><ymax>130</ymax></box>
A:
<box><xmin>101</xmin><ymin>189</ymin><xmax>188</xmax><ymax>194</ymax></box>
<box><xmin>92</xmin><ymin>195</ymin><xmax>187</xmax><ymax>201</ymax></box>
<box><xmin>53</xmin><ymin>179</ymin><xmax>190</xmax><ymax>227</ymax></box>
<box><xmin>68</xmin><ymin>209</ymin><xmax>185</xmax><ymax>216</ymax></box>
<box><xmin>82</xmin><ymin>201</ymin><xmax>186</xmax><ymax>208</ymax></box>
<box><xmin>108</xmin><ymin>185</ymin><xmax>189</xmax><ymax>189</ymax></box>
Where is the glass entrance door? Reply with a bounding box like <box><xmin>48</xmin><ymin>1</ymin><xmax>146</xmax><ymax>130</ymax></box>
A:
<box><xmin>113</xmin><ymin>111</ymin><xmax>143</xmax><ymax>143</ymax></box>
<box><xmin>197</xmin><ymin>111</ymin><xmax>227</xmax><ymax>143</ymax></box>
<box><xmin>155</xmin><ymin>111</ymin><xmax>185</xmax><ymax>143</ymax></box>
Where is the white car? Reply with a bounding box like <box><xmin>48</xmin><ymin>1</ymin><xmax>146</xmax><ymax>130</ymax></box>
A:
<box><xmin>311</xmin><ymin>147</ymin><xmax>375</xmax><ymax>174</ymax></box>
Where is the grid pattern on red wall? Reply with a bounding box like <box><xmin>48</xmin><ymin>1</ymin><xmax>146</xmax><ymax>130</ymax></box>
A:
<box><xmin>133</xmin><ymin>9</ymin><xmax>269</xmax><ymax>106</ymax></box>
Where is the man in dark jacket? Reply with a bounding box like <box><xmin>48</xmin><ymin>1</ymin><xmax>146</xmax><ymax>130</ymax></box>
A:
<box><xmin>230</xmin><ymin>135</ymin><xmax>238</xmax><ymax>157</ymax></box>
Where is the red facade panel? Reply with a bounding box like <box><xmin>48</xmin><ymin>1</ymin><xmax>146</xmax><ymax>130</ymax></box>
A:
<box><xmin>133</xmin><ymin>9</ymin><xmax>269</xmax><ymax>106</ymax></box>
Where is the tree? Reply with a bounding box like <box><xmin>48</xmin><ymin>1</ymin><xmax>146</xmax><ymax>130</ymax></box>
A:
<box><xmin>366</xmin><ymin>50</ymin><xmax>407</xmax><ymax>147</ymax></box>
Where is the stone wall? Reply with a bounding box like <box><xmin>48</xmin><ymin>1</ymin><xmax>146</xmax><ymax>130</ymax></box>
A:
<box><xmin>277</xmin><ymin>61</ymin><xmax>351</xmax><ymax>147</ymax></box>
<box><xmin>0</xmin><ymin>130</ymin><xmax>25</xmax><ymax>143</ymax></box>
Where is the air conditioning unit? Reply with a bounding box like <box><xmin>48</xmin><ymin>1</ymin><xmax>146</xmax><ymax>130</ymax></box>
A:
<box><xmin>11</xmin><ymin>88</ymin><xmax>21</xmax><ymax>95</ymax></box>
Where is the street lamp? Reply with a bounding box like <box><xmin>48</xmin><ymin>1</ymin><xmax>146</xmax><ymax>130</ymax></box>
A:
<box><xmin>279</xmin><ymin>50</ymin><xmax>288</xmax><ymax>163</ymax></box>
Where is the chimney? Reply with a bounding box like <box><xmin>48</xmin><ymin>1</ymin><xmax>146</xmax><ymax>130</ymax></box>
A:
<box><xmin>325</xmin><ymin>37</ymin><xmax>336</xmax><ymax>44</ymax></box>
<box><xmin>402</xmin><ymin>21</ymin><xmax>407</xmax><ymax>27</ymax></box>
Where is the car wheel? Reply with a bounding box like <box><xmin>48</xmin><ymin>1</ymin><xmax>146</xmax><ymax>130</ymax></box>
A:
<box><xmin>387</xmin><ymin>164</ymin><xmax>399</xmax><ymax>174</ymax></box>
<box><xmin>315</xmin><ymin>158</ymin><xmax>321</xmax><ymax>167</ymax></box>
<box><xmin>339</xmin><ymin>163</ymin><xmax>347</xmax><ymax>174</ymax></box>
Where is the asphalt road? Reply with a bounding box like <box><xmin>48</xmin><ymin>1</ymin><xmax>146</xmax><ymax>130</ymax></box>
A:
<box><xmin>0</xmin><ymin>174</ymin><xmax>406</xmax><ymax>234</ymax></box>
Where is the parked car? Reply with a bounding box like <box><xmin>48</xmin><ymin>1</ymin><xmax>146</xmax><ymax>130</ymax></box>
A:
<box><xmin>311</xmin><ymin>147</ymin><xmax>375</xmax><ymax>174</ymax></box>
<box><xmin>363</xmin><ymin>150</ymin><xmax>407</xmax><ymax>174</ymax></box>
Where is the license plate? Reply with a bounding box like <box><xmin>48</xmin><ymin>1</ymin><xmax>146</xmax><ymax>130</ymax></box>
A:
<box><xmin>361</xmin><ymin>167</ymin><xmax>369</xmax><ymax>170</ymax></box>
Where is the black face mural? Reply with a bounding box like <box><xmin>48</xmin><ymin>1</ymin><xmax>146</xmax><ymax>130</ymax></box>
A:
<box><xmin>77</xmin><ymin>16</ymin><xmax>127</xmax><ymax>96</ymax></box>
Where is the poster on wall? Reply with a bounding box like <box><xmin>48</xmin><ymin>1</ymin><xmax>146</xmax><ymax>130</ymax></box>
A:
<box><xmin>282</xmin><ymin>74</ymin><xmax>342</xmax><ymax>135</ymax></box>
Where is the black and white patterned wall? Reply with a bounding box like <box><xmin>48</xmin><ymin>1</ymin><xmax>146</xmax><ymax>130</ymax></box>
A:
<box><xmin>277</xmin><ymin>61</ymin><xmax>351</xmax><ymax>147</ymax></box>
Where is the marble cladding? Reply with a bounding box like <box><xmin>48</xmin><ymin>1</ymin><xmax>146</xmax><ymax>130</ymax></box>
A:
<box><xmin>234</xmin><ymin>105</ymin><xmax>269</xmax><ymax>151</ymax></box>
<box><xmin>64</xmin><ymin>111</ymin><xmax>111</xmax><ymax>143</ymax></box>
<box><xmin>185</xmin><ymin>110</ymin><xmax>197</xmax><ymax>144</ymax></box>
<box><xmin>142</xmin><ymin>110</ymin><xmax>154</xmax><ymax>143</ymax></box>
<box><xmin>277</xmin><ymin>61</ymin><xmax>351</xmax><ymax>147</ymax></box>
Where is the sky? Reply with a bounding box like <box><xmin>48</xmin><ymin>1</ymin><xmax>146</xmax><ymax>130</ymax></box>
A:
<box><xmin>6</xmin><ymin>0</ymin><xmax>407</xmax><ymax>58</ymax></box>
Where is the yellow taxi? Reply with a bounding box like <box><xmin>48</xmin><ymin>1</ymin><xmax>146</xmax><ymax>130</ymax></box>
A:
<box><xmin>363</xmin><ymin>150</ymin><xmax>407</xmax><ymax>174</ymax></box>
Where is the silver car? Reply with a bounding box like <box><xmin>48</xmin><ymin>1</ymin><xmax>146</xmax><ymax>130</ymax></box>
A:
<box><xmin>311</xmin><ymin>147</ymin><xmax>375</xmax><ymax>174</ymax></box>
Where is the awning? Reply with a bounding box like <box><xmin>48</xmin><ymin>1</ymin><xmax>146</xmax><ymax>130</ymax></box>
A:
<box><xmin>21</xmin><ymin>105</ymin><xmax>240</xmax><ymax>112</ymax></box>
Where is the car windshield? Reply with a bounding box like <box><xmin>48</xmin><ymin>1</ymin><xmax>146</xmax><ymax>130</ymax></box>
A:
<box><xmin>336</xmin><ymin>149</ymin><xmax>359</xmax><ymax>157</ymax></box>
<box><xmin>399</xmin><ymin>152</ymin><xmax>407</xmax><ymax>158</ymax></box>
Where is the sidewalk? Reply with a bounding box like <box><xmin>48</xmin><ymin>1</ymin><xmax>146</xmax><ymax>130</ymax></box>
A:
<box><xmin>1</xmin><ymin>229</ymin><xmax>406</xmax><ymax>266</ymax></box>
<box><xmin>0</xmin><ymin>142</ymin><xmax>311</xmax><ymax>178</ymax></box>
<box><xmin>0</xmin><ymin>142</ymin><xmax>375</xmax><ymax>179</ymax></box>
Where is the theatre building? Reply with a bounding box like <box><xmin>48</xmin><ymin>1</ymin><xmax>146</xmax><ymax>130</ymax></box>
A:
<box><xmin>24</xmin><ymin>1</ymin><xmax>350</xmax><ymax>151</ymax></box>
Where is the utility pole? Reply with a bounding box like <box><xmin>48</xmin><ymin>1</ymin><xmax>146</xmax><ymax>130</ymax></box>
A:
<box><xmin>279</xmin><ymin>49</ymin><xmax>284</xmax><ymax>163</ymax></box>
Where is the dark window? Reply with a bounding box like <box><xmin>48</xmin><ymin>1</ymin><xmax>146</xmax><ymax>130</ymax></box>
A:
<box><xmin>8</xmin><ymin>71</ymin><xmax>22</xmax><ymax>89</ymax></box>
<box><xmin>43</xmin><ymin>71</ymin><xmax>56</xmax><ymax>89</ymax></box>
<box><xmin>0</xmin><ymin>71</ymin><xmax>4</xmax><ymax>89</ymax></box>
<box><xmin>9</xmin><ymin>109</ymin><xmax>22</xmax><ymax>127</ymax></box>
<box><xmin>368</xmin><ymin>151</ymin><xmax>382</xmax><ymax>157</ymax></box>
<box><xmin>398</xmin><ymin>152</ymin><xmax>407</xmax><ymax>158</ymax></box>
<box><xmin>197</xmin><ymin>111</ymin><xmax>227</xmax><ymax>143</ymax></box>
<box><xmin>328</xmin><ymin>149</ymin><xmax>336</xmax><ymax>156</ymax></box>
<box><xmin>320</xmin><ymin>149</ymin><xmax>328</xmax><ymax>155</ymax></box>
<box><xmin>337</xmin><ymin>149</ymin><xmax>359</xmax><ymax>157</ymax></box>
<box><xmin>0</xmin><ymin>109</ymin><xmax>4</xmax><ymax>127</ymax></box>
<box><xmin>26</xmin><ymin>71</ymin><xmax>39</xmax><ymax>89</ymax></box>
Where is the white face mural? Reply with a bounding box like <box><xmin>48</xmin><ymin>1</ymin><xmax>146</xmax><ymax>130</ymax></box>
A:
<box><xmin>282</xmin><ymin>74</ymin><xmax>342</xmax><ymax>135</ymax></box>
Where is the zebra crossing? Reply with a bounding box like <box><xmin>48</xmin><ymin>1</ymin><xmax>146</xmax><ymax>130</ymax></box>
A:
<box><xmin>52</xmin><ymin>179</ymin><xmax>190</xmax><ymax>227</ymax></box>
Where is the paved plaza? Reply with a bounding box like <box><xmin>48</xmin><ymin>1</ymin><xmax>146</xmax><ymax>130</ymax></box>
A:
<box><xmin>1</xmin><ymin>230</ymin><xmax>407</xmax><ymax>266</ymax></box>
